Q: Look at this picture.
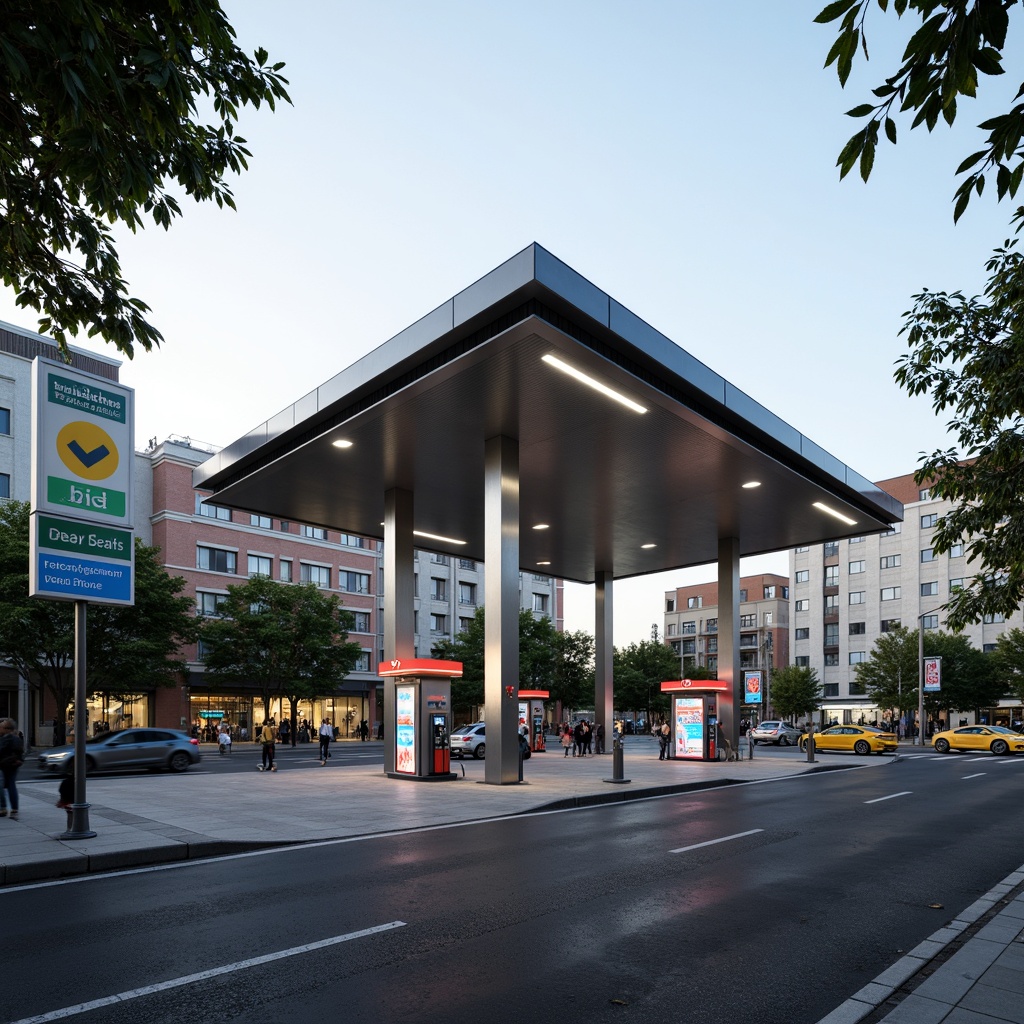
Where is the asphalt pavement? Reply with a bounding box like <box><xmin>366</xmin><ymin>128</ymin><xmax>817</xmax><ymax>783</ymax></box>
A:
<box><xmin>3</xmin><ymin>735</ymin><xmax>1023</xmax><ymax>1024</ymax></box>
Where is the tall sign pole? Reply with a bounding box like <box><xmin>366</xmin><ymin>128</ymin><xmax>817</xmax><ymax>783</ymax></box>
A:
<box><xmin>30</xmin><ymin>358</ymin><xmax>135</xmax><ymax>839</ymax></box>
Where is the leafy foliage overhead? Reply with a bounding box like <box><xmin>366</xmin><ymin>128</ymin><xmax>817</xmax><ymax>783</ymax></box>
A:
<box><xmin>0</xmin><ymin>1</ymin><xmax>290</xmax><ymax>357</ymax></box>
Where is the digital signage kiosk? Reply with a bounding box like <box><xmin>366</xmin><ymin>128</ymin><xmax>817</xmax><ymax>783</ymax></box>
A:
<box><xmin>518</xmin><ymin>690</ymin><xmax>549</xmax><ymax>751</ymax></box>
<box><xmin>660</xmin><ymin>679</ymin><xmax>731</xmax><ymax>761</ymax></box>
<box><xmin>378</xmin><ymin>658</ymin><xmax>462</xmax><ymax>781</ymax></box>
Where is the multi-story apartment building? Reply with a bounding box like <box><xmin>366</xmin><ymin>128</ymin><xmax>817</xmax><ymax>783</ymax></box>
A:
<box><xmin>663</xmin><ymin>574</ymin><xmax>790</xmax><ymax>714</ymax></box>
<box><xmin>0</xmin><ymin>320</ymin><xmax>561</xmax><ymax>738</ymax></box>
<box><xmin>789</xmin><ymin>470</ymin><xmax>1024</xmax><ymax>725</ymax></box>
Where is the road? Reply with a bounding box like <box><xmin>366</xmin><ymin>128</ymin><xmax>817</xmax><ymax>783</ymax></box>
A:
<box><xmin>5</xmin><ymin>751</ymin><xmax>1022</xmax><ymax>1024</ymax></box>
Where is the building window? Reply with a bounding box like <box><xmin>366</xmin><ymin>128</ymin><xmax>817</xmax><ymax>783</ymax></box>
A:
<box><xmin>920</xmin><ymin>548</ymin><xmax>935</xmax><ymax>562</ymax></box>
<box><xmin>823</xmin><ymin>542</ymin><xmax>839</xmax><ymax>558</ymax></box>
<box><xmin>740</xmin><ymin>614</ymin><xmax>756</xmax><ymax>628</ymax></box>
<box><xmin>354</xmin><ymin>651</ymin><xmax>371</xmax><ymax>672</ymax></box>
<box><xmin>922</xmin><ymin>614</ymin><xmax>940</xmax><ymax>629</ymax></box>
<box><xmin>430</xmin><ymin>613</ymin><xmax>448</xmax><ymax>634</ymax></box>
<box><xmin>459</xmin><ymin>559</ymin><xmax>476</xmax><ymax>571</ymax></box>
<box><xmin>430</xmin><ymin>578</ymin><xmax>446</xmax><ymax>601</ymax></box>
<box><xmin>848</xmin><ymin>536</ymin><xmax>864</xmax><ymax>544</ymax></box>
<box><xmin>197</xmin><ymin>546</ymin><xmax>236</xmax><ymax>574</ymax></box>
<box><xmin>795</xmin><ymin>627</ymin><xmax>810</xmax><ymax>640</ymax></box>
<box><xmin>0</xmin><ymin>472</ymin><xmax>9</xmax><ymax>499</ymax></box>
<box><xmin>280</xmin><ymin>559</ymin><xmax>292</xmax><ymax>583</ymax></box>
<box><xmin>795</xmin><ymin>655</ymin><xmax>810</xmax><ymax>667</ymax></box>
<box><xmin>825</xmin><ymin>594</ymin><xmax>840</xmax><ymax>610</ymax></box>
<box><xmin>849</xmin><ymin>591</ymin><xmax>865</xmax><ymax>605</ymax></box>
<box><xmin>949</xmin><ymin>543</ymin><xmax>964</xmax><ymax>558</ymax></box>
<box><xmin>338</xmin><ymin>533</ymin><xmax>363</xmax><ymax>548</ymax></box>
<box><xmin>824</xmin><ymin>655</ymin><xmax>839</xmax><ymax>668</ymax></box>
<box><xmin>459</xmin><ymin>582</ymin><xmax>477</xmax><ymax>605</ymax></box>
<box><xmin>279</xmin><ymin>521</ymin><xmax>291</xmax><ymax>533</ymax></box>
<box><xmin>824</xmin><ymin>623</ymin><xmax>839</xmax><ymax>645</ymax></box>
<box><xmin>195</xmin><ymin>496</ymin><xmax>231</xmax><ymax>520</ymax></box>
<box><xmin>739</xmin><ymin>589</ymin><xmax>747</xmax><ymax>602</ymax></box>
<box><xmin>849</xmin><ymin>652</ymin><xmax>867</xmax><ymax>665</ymax></box>
<box><xmin>688</xmin><ymin>596</ymin><xmax>702</xmax><ymax>609</ymax></box>
<box><xmin>301</xmin><ymin>525</ymin><xmax>327</xmax><ymax>540</ymax></box>
<box><xmin>795</xmin><ymin>546</ymin><xmax>809</xmax><ymax>553</ymax></box>
<box><xmin>533</xmin><ymin>593</ymin><xmax>549</xmax><ymax>614</ymax></box>
<box><xmin>881</xmin><ymin>586</ymin><xmax>901</xmax><ymax>601</ymax></box>
<box><xmin>764</xmin><ymin>585</ymin><xmax>776</xmax><ymax>598</ymax></box>
<box><xmin>196</xmin><ymin>592</ymin><xmax>227</xmax><ymax>617</ymax></box>
<box><xmin>880</xmin><ymin>618</ymin><xmax>901</xmax><ymax>632</ymax></box>
<box><xmin>352</xmin><ymin>612</ymin><xmax>371</xmax><ymax>633</ymax></box>
<box><xmin>849</xmin><ymin>621</ymin><xmax>866</xmax><ymax>635</ymax></box>
<box><xmin>849</xmin><ymin>681</ymin><xmax>866</xmax><ymax>696</ymax></box>
<box><xmin>706</xmin><ymin>637</ymin><xmax>718</xmax><ymax>653</ymax></box>
<box><xmin>681</xmin><ymin>620</ymin><xmax>696</xmax><ymax>634</ymax></box>
<box><xmin>764</xmin><ymin>611</ymin><xmax>773</xmax><ymax>625</ymax></box>
<box><xmin>300</xmin><ymin>563</ymin><xmax>330</xmax><ymax>589</ymax></box>
<box><xmin>880</xmin><ymin>554</ymin><xmax>901</xmax><ymax>569</ymax></box>
<box><xmin>921</xmin><ymin>581</ymin><xmax>939</xmax><ymax>596</ymax></box>
<box><xmin>919</xmin><ymin>488</ymin><xmax>931</xmax><ymax>501</ymax></box>
<box><xmin>705</xmin><ymin>618</ymin><xmax>718</xmax><ymax>633</ymax></box>
<box><xmin>886</xmin><ymin>522</ymin><xmax>902</xmax><ymax>535</ymax></box>
<box><xmin>0</xmin><ymin>407</ymin><xmax>10</xmax><ymax>434</ymax></box>
<box><xmin>824</xmin><ymin>566</ymin><xmax>839</xmax><ymax>585</ymax></box>
<box><xmin>823</xmin><ymin>683</ymin><xmax>839</xmax><ymax>696</ymax></box>
<box><xmin>250</xmin><ymin>514</ymin><xmax>271</xmax><ymax>529</ymax></box>
<box><xmin>983</xmin><ymin>612</ymin><xmax>1006</xmax><ymax>624</ymax></box>
<box><xmin>667</xmin><ymin>622</ymin><xmax>677</xmax><ymax>636</ymax></box>
<box><xmin>795</xmin><ymin>599</ymin><xmax>809</xmax><ymax>612</ymax></box>
<box><xmin>849</xmin><ymin>560</ymin><xmax>865</xmax><ymax>575</ymax></box>
<box><xmin>949</xmin><ymin>578</ymin><xmax>964</xmax><ymax>592</ymax></box>
<box><xmin>458</xmin><ymin>617</ymin><xmax>473</xmax><ymax>633</ymax></box>
<box><xmin>431</xmin><ymin>553</ymin><xmax>450</xmax><ymax>566</ymax></box>
<box><xmin>340</xmin><ymin>571</ymin><xmax>370</xmax><ymax>594</ymax></box>
<box><xmin>248</xmin><ymin>555</ymin><xmax>272</xmax><ymax>578</ymax></box>
<box><xmin>984</xmin><ymin>643</ymin><xmax>997</xmax><ymax>653</ymax></box>
<box><xmin>666</xmin><ymin>598</ymin><xmax>675</xmax><ymax>612</ymax></box>
<box><xmin>921</xmin><ymin>513</ymin><xmax>938</xmax><ymax>528</ymax></box>
<box><xmin>795</xmin><ymin>570</ymin><xmax>809</xmax><ymax>584</ymax></box>
<box><xmin>682</xmin><ymin>639</ymin><xmax>696</xmax><ymax>655</ymax></box>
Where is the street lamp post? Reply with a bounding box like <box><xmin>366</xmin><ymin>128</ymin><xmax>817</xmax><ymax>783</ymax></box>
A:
<box><xmin>917</xmin><ymin>608</ymin><xmax>941</xmax><ymax>746</ymax></box>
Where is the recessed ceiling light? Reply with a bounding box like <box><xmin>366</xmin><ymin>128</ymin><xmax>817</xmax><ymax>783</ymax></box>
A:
<box><xmin>537</xmin><ymin>560</ymin><xmax>551</xmax><ymax>566</ymax></box>
<box><xmin>332</xmin><ymin>439</ymin><xmax>353</xmax><ymax>449</ymax></box>
<box><xmin>533</xmin><ymin>523</ymin><xmax>550</xmax><ymax>530</ymax></box>
<box><xmin>542</xmin><ymin>354</ymin><xmax>647</xmax><ymax>414</ymax></box>
<box><xmin>413</xmin><ymin>529</ymin><xmax>467</xmax><ymax>546</ymax></box>
<box><xmin>742</xmin><ymin>480</ymin><xmax>761</xmax><ymax>489</ymax></box>
<box><xmin>641</xmin><ymin>543</ymin><xmax>656</xmax><ymax>549</ymax></box>
<box><xmin>812</xmin><ymin>501</ymin><xmax>858</xmax><ymax>526</ymax></box>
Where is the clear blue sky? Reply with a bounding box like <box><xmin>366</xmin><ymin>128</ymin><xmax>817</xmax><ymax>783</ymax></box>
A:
<box><xmin>2</xmin><ymin>2</ymin><xmax>1017</xmax><ymax>644</ymax></box>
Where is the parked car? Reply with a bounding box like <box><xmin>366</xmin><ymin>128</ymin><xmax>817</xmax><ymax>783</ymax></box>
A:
<box><xmin>749</xmin><ymin>720</ymin><xmax>802</xmax><ymax>746</ymax></box>
<box><xmin>450</xmin><ymin>723</ymin><xmax>486</xmax><ymax>759</ymax></box>
<box><xmin>37</xmin><ymin>728</ymin><xmax>202</xmax><ymax>775</ymax></box>
<box><xmin>932</xmin><ymin>725</ymin><xmax>1024</xmax><ymax>756</ymax></box>
<box><xmin>799</xmin><ymin>724</ymin><xmax>898</xmax><ymax>755</ymax></box>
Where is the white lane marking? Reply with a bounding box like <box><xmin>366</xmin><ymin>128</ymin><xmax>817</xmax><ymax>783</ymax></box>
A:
<box><xmin>997</xmin><ymin>759</ymin><xmax>1024</xmax><ymax>764</ymax></box>
<box><xmin>8</xmin><ymin>921</ymin><xmax>406</xmax><ymax>1024</ymax></box>
<box><xmin>669</xmin><ymin>828</ymin><xmax>763</xmax><ymax>854</ymax></box>
<box><xmin>962</xmin><ymin>773</ymin><xmax>987</xmax><ymax>780</ymax></box>
<box><xmin>864</xmin><ymin>791</ymin><xmax>913</xmax><ymax>804</ymax></box>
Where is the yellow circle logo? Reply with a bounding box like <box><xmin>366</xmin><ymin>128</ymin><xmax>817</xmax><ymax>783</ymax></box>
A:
<box><xmin>56</xmin><ymin>421</ymin><xmax>120</xmax><ymax>481</ymax></box>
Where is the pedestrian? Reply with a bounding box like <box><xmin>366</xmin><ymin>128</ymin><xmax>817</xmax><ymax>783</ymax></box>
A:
<box><xmin>573</xmin><ymin>720</ymin><xmax>584</xmax><ymax>757</ymax></box>
<box><xmin>56</xmin><ymin>775</ymin><xmax>74</xmax><ymax>831</ymax></box>
<box><xmin>318</xmin><ymin>718</ymin><xmax>333</xmax><ymax>765</ymax></box>
<box><xmin>218</xmin><ymin>724</ymin><xmax>231</xmax><ymax>756</ymax></box>
<box><xmin>583</xmin><ymin>721</ymin><xmax>593</xmax><ymax>756</ymax></box>
<box><xmin>595</xmin><ymin>722</ymin><xmax>605</xmax><ymax>755</ymax></box>
<box><xmin>259</xmin><ymin>721</ymin><xmax>277</xmax><ymax>772</ymax></box>
<box><xmin>561</xmin><ymin>725</ymin><xmax>572</xmax><ymax>757</ymax></box>
<box><xmin>658</xmin><ymin>721</ymin><xmax>670</xmax><ymax>760</ymax></box>
<box><xmin>360</xmin><ymin>719</ymin><xmax>369</xmax><ymax>741</ymax></box>
<box><xmin>0</xmin><ymin>717</ymin><xmax>24</xmax><ymax>819</ymax></box>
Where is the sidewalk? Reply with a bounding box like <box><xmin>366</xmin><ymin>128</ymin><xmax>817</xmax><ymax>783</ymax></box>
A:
<box><xmin>3</xmin><ymin>737</ymin><xmax>1021</xmax><ymax>1024</ymax></box>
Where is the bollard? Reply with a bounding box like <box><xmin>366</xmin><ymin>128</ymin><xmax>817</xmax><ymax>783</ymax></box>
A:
<box><xmin>603</xmin><ymin>738</ymin><xmax>631</xmax><ymax>785</ymax></box>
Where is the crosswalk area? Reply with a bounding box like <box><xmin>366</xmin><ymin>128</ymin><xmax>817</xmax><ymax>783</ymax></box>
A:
<box><xmin>899</xmin><ymin>752</ymin><xmax>1024</xmax><ymax>765</ymax></box>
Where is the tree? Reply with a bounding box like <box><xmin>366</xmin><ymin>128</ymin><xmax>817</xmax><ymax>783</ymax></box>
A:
<box><xmin>817</xmin><ymin>1</ymin><xmax>1024</xmax><ymax>628</ymax></box>
<box><xmin>199</xmin><ymin>576</ymin><xmax>361</xmax><ymax>742</ymax></box>
<box><xmin>613</xmin><ymin>640</ymin><xmax>681</xmax><ymax>723</ymax></box>
<box><xmin>0</xmin><ymin>500</ymin><xmax>195</xmax><ymax>743</ymax></box>
<box><xmin>550</xmin><ymin>630</ymin><xmax>595</xmax><ymax>713</ymax></box>
<box><xmin>768</xmin><ymin>665</ymin><xmax>823</xmax><ymax>723</ymax></box>
<box><xmin>992</xmin><ymin>626</ymin><xmax>1024</xmax><ymax>704</ymax></box>
<box><xmin>431</xmin><ymin>607</ymin><xmax>484</xmax><ymax>716</ymax></box>
<box><xmin>0</xmin><ymin>2</ymin><xmax>290</xmax><ymax>358</ymax></box>
<box><xmin>854</xmin><ymin>625</ymin><xmax>919</xmax><ymax>717</ymax></box>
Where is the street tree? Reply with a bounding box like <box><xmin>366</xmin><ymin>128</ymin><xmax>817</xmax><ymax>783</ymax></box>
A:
<box><xmin>550</xmin><ymin>629</ymin><xmax>595</xmax><ymax>715</ymax></box>
<box><xmin>854</xmin><ymin>625</ymin><xmax>919</xmax><ymax>718</ymax></box>
<box><xmin>769</xmin><ymin>665</ymin><xmax>823</xmax><ymax>724</ymax></box>
<box><xmin>0</xmin><ymin>500</ymin><xmax>195</xmax><ymax>743</ymax></box>
<box><xmin>817</xmin><ymin>1</ymin><xmax>1024</xmax><ymax>628</ymax></box>
<box><xmin>199</xmin><ymin>576</ymin><xmax>361</xmax><ymax>743</ymax></box>
<box><xmin>613</xmin><ymin>640</ymin><xmax>681</xmax><ymax>723</ymax></box>
<box><xmin>992</xmin><ymin>626</ymin><xmax>1024</xmax><ymax>704</ymax></box>
<box><xmin>0</xmin><ymin>1</ymin><xmax>290</xmax><ymax>358</ymax></box>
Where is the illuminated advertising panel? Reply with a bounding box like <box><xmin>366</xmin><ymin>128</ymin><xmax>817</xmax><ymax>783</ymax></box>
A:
<box><xmin>923</xmin><ymin>656</ymin><xmax>942</xmax><ymax>693</ymax></box>
<box><xmin>395</xmin><ymin>684</ymin><xmax>416</xmax><ymax>774</ymax></box>
<box><xmin>674</xmin><ymin>696</ymin><xmax>705</xmax><ymax>759</ymax></box>
<box><xmin>743</xmin><ymin>670</ymin><xmax>763</xmax><ymax>704</ymax></box>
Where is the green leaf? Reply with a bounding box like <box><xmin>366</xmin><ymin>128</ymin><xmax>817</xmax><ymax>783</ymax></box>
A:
<box><xmin>859</xmin><ymin>139</ymin><xmax>875</xmax><ymax>181</ymax></box>
<box><xmin>845</xmin><ymin>103</ymin><xmax>877</xmax><ymax>118</ymax></box>
<box><xmin>885</xmin><ymin>116</ymin><xmax>897</xmax><ymax>144</ymax></box>
<box><xmin>814</xmin><ymin>0</ymin><xmax>859</xmax><ymax>25</ymax></box>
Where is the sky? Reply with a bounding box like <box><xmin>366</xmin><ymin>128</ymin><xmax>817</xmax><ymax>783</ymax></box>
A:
<box><xmin>2</xmin><ymin>2</ymin><xmax>1018</xmax><ymax>645</ymax></box>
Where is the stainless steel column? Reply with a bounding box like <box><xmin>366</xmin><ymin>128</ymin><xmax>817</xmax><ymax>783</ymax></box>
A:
<box><xmin>383</xmin><ymin>488</ymin><xmax>415</xmax><ymax>776</ymax></box>
<box><xmin>595</xmin><ymin>570</ymin><xmax>614</xmax><ymax>752</ymax></box>
<box><xmin>484</xmin><ymin>435</ymin><xmax>519</xmax><ymax>784</ymax></box>
<box><xmin>718</xmin><ymin>537</ymin><xmax>740</xmax><ymax>756</ymax></box>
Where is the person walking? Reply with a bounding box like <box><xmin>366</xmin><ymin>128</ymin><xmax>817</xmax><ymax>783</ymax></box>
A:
<box><xmin>595</xmin><ymin>722</ymin><xmax>605</xmax><ymax>755</ymax></box>
<box><xmin>560</xmin><ymin>725</ymin><xmax>572</xmax><ymax>757</ymax></box>
<box><xmin>318</xmin><ymin>718</ymin><xmax>333</xmax><ymax>765</ymax></box>
<box><xmin>217</xmin><ymin>724</ymin><xmax>231</xmax><ymax>756</ymax></box>
<box><xmin>259</xmin><ymin>721</ymin><xmax>277</xmax><ymax>772</ymax></box>
<box><xmin>572</xmin><ymin>720</ymin><xmax>584</xmax><ymax>758</ymax></box>
<box><xmin>360</xmin><ymin>719</ymin><xmax>369</xmax><ymax>741</ymax></box>
<box><xmin>658</xmin><ymin>721</ymin><xmax>670</xmax><ymax>760</ymax></box>
<box><xmin>0</xmin><ymin>718</ymin><xmax>25</xmax><ymax>819</ymax></box>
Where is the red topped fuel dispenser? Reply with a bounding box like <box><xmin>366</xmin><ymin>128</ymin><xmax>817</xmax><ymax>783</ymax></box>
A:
<box><xmin>660</xmin><ymin>679</ymin><xmax>731</xmax><ymax>761</ymax></box>
<box><xmin>378</xmin><ymin>658</ymin><xmax>462</xmax><ymax>781</ymax></box>
<box><xmin>518</xmin><ymin>690</ymin><xmax>549</xmax><ymax>752</ymax></box>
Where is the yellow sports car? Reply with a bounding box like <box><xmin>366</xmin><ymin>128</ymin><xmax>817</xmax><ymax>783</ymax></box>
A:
<box><xmin>799</xmin><ymin>725</ymin><xmax>898</xmax><ymax>755</ymax></box>
<box><xmin>932</xmin><ymin>725</ymin><xmax>1024</xmax><ymax>756</ymax></box>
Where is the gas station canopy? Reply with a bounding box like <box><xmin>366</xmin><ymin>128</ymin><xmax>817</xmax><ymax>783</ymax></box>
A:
<box><xmin>194</xmin><ymin>244</ymin><xmax>902</xmax><ymax>580</ymax></box>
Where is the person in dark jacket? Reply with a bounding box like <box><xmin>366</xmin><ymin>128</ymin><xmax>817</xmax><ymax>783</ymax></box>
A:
<box><xmin>0</xmin><ymin>718</ymin><xmax>25</xmax><ymax>819</ymax></box>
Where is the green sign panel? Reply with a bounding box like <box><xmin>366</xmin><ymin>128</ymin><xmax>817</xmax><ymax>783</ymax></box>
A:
<box><xmin>47</xmin><ymin>373</ymin><xmax>128</xmax><ymax>424</ymax></box>
<box><xmin>37</xmin><ymin>514</ymin><xmax>132</xmax><ymax>562</ymax></box>
<box><xmin>46</xmin><ymin>476</ymin><xmax>127</xmax><ymax>518</ymax></box>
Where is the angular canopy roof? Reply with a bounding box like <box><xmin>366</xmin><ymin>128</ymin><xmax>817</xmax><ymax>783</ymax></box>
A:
<box><xmin>195</xmin><ymin>244</ymin><xmax>902</xmax><ymax>584</ymax></box>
